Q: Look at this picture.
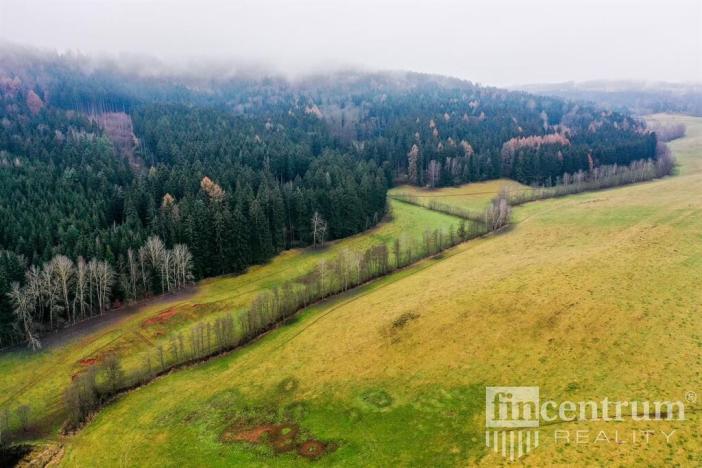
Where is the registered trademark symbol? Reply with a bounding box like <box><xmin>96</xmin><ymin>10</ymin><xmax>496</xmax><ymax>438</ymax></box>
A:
<box><xmin>685</xmin><ymin>391</ymin><xmax>697</xmax><ymax>403</ymax></box>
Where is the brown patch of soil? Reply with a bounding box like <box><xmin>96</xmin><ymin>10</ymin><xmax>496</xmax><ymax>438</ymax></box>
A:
<box><xmin>221</xmin><ymin>422</ymin><xmax>332</xmax><ymax>458</ymax></box>
<box><xmin>269</xmin><ymin>424</ymin><xmax>299</xmax><ymax>453</ymax></box>
<box><xmin>298</xmin><ymin>440</ymin><xmax>327</xmax><ymax>459</ymax></box>
<box><xmin>78</xmin><ymin>358</ymin><xmax>98</xmax><ymax>367</ymax></box>
<box><xmin>72</xmin><ymin>355</ymin><xmax>103</xmax><ymax>379</ymax></box>
<box><xmin>221</xmin><ymin>424</ymin><xmax>278</xmax><ymax>443</ymax></box>
<box><xmin>71</xmin><ymin>363</ymin><xmax>89</xmax><ymax>381</ymax></box>
<box><xmin>142</xmin><ymin>308</ymin><xmax>178</xmax><ymax>327</ymax></box>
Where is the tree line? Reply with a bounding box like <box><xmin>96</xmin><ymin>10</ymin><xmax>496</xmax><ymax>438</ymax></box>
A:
<box><xmin>7</xmin><ymin>236</ymin><xmax>193</xmax><ymax>350</ymax></box>
<box><xmin>54</xmin><ymin>206</ymin><xmax>503</xmax><ymax>433</ymax></box>
<box><xmin>646</xmin><ymin>121</ymin><xmax>687</xmax><ymax>143</ymax></box>
<box><xmin>506</xmin><ymin>145</ymin><xmax>675</xmax><ymax>206</ymax></box>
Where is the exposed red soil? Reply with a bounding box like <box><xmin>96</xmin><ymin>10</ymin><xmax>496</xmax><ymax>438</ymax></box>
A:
<box><xmin>142</xmin><ymin>308</ymin><xmax>178</xmax><ymax>327</ymax></box>
<box><xmin>269</xmin><ymin>424</ymin><xmax>299</xmax><ymax>452</ymax></box>
<box><xmin>298</xmin><ymin>440</ymin><xmax>327</xmax><ymax>459</ymax></box>
<box><xmin>71</xmin><ymin>357</ymin><xmax>99</xmax><ymax>382</ymax></box>
<box><xmin>78</xmin><ymin>358</ymin><xmax>98</xmax><ymax>367</ymax></box>
<box><xmin>222</xmin><ymin>424</ymin><xmax>278</xmax><ymax>443</ymax></box>
<box><xmin>221</xmin><ymin>422</ymin><xmax>331</xmax><ymax>458</ymax></box>
<box><xmin>72</xmin><ymin>356</ymin><xmax>102</xmax><ymax>379</ymax></box>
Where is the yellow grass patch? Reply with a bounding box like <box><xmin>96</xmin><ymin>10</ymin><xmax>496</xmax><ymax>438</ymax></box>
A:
<box><xmin>389</xmin><ymin>178</ymin><xmax>530</xmax><ymax>213</ymax></box>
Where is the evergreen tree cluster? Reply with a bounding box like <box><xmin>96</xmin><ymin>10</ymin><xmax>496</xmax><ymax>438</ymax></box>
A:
<box><xmin>0</xmin><ymin>51</ymin><xmax>659</xmax><ymax>345</ymax></box>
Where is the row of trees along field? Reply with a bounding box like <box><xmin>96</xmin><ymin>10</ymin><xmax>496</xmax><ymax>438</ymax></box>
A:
<box><xmin>646</xmin><ymin>120</ymin><xmax>687</xmax><ymax>142</ymax></box>
<box><xmin>58</xmin><ymin>201</ymin><xmax>506</xmax><ymax>431</ymax></box>
<box><xmin>0</xmin><ymin>50</ymin><xmax>666</xmax><ymax>347</ymax></box>
<box><xmin>506</xmin><ymin>143</ymin><xmax>676</xmax><ymax>205</ymax></box>
<box><xmin>0</xmin><ymin>193</ymin><xmax>507</xmax><ymax>441</ymax></box>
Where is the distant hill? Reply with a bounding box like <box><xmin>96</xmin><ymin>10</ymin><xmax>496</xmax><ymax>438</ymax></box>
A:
<box><xmin>517</xmin><ymin>80</ymin><xmax>702</xmax><ymax>116</ymax></box>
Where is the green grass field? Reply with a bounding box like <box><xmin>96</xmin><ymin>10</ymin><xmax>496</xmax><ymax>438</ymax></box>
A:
<box><xmin>49</xmin><ymin>114</ymin><xmax>702</xmax><ymax>466</ymax></box>
<box><xmin>389</xmin><ymin>178</ymin><xmax>530</xmax><ymax>213</ymax></box>
<box><xmin>0</xmin><ymin>199</ymin><xmax>463</xmax><ymax>439</ymax></box>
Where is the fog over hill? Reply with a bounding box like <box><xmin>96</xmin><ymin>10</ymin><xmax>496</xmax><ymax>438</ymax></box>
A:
<box><xmin>518</xmin><ymin>80</ymin><xmax>702</xmax><ymax>116</ymax></box>
<box><xmin>1</xmin><ymin>0</ymin><xmax>700</xmax><ymax>86</ymax></box>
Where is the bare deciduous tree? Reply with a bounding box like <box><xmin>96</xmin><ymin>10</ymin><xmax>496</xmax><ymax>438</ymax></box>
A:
<box><xmin>485</xmin><ymin>193</ymin><xmax>512</xmax><ymax>231</ymax></box>
<box><xmin>41</xmin><ymin>261</ymin><xmax>60</xmax><ymax>329</ymax></box>
<box><xmin>427</xmin><ymin>159</ymin><xmax>441</xmax><ymax>188</ymax></box>
<box><xmin>51</xmin><ymin>255</ymin><xmax>74</xmax><ymax>323</ymax></box>
<box><xmin>407</xmin><ymin>144</ymin><xmax>420</xmax><ymax>184</ymax></box>
<box><xmin>143</xmin><ymin>236</ymin><xmax>165</xmax><ymax>290</ymax></box>
<box><xmin>172</xmin><ymin>244</ymin><xmax>193</xmax><ymax>289</ymax></box>
<box><xmin>9</xmin><ymin>282</ymin><xmax>40</xmax><ymax>350</ymax></box>
<box><xmin>126</xmin><ymin>248</ymin><xmax>139</xmax><ymax>301</ymax></box>
<box><xmin>162</xmin><ymin>249</ymin><xmax>173</xmax><ymax>292</ymax></box>
<box><xmin>88</xmin><ymin>259</ymin><xmax>114</xmax><ymax>314</ymax></box>
<box><xmin>74</xmin><ymin>257</ymin><xmax>87</xmax><ymax>320</ymax></box>
<box><xmin>311</xmin><ymin>212</ymin><xmax>328</xmax><ymax>249</ymax></box>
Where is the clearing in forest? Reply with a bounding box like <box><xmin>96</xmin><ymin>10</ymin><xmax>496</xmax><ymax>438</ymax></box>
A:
<box><xmin>389</xmin><ymin>178</ymin><xmax>530</xmax><ymax>214</ymax></box>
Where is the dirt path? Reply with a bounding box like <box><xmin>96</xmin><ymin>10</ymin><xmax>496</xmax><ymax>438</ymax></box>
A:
<box><xmin>37</xmin><ymin>287</ymin><xmax>196</xmax><ymax>350</ymax></box>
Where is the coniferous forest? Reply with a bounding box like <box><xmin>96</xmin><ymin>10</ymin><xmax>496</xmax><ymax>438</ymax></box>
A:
<box><xmin>0</xmin><ymin>48</ymin><xmax>660</xmax><ymax>346</ymax></box>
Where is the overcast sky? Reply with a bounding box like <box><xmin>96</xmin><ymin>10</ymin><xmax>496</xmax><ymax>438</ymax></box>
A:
<box><xmin>0</xmin><ymin>0</ymin><xmax>700</xmax><ymax>86</ymax></box>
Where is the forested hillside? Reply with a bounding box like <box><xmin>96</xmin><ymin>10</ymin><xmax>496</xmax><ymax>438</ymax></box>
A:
<box><xmin>0</xmin><ymin>47</ymin><xmax>661</xmax><ymax>346</ymax></box>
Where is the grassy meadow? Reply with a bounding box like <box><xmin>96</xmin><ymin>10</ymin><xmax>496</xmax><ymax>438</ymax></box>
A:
<box><xmin>0</xmin><ymin>199</ymin><xmax>463</xmax><ymax>438</ymax></box>
<box><xmin>389</xmin><ymin>178</ymin><xmax>530</xmax><ymax>214</ymax></box>
<box><xmin>50</xmin><ymin>115</ymin><xmax>702</xmax><ymax>466</ymax></box>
